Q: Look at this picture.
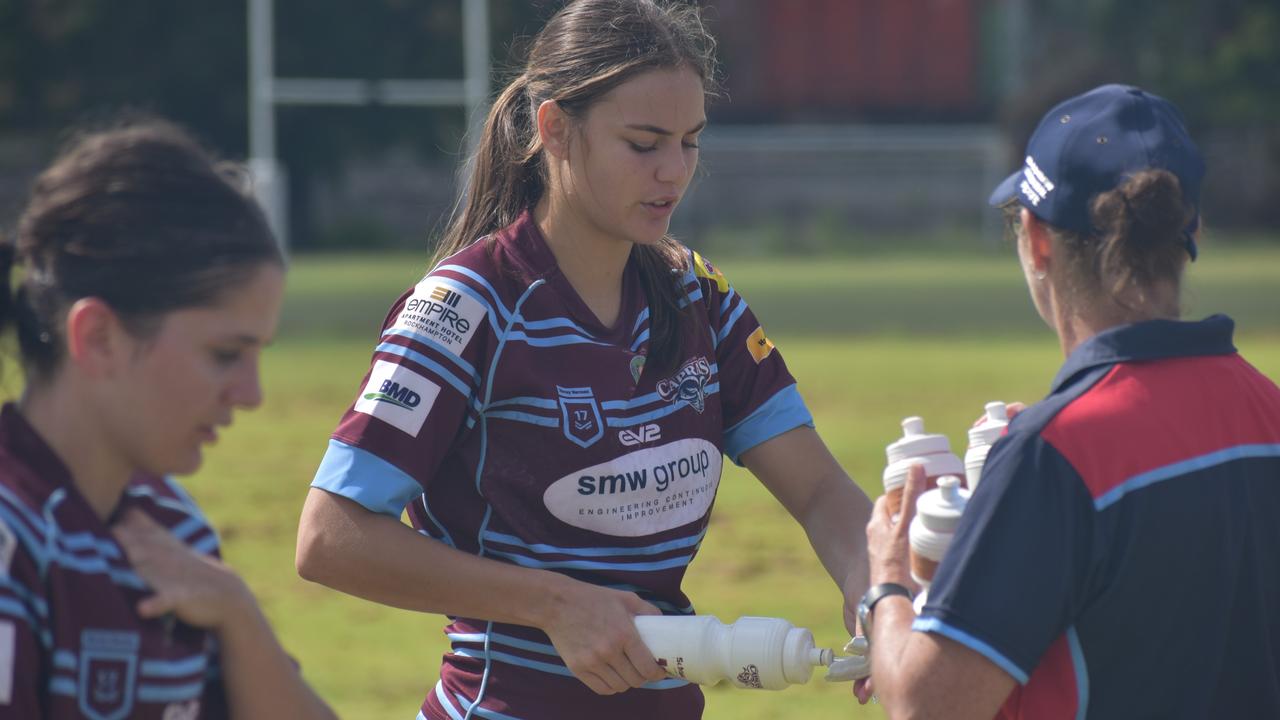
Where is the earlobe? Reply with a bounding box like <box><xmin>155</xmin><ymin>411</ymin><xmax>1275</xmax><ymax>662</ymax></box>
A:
<box><xmin>64</xmin><ymin>298</ymin><xmax>126</xmax><ymax>378</ymax></box>
<box><xmin>536</xmin><ymin>100</ymin><xmax>570</xmax><ymax>160</ymax></box>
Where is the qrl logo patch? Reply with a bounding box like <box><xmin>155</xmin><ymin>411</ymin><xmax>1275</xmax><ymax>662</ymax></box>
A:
<box><xmin>657</xmin><ymin>356</ymin><xmax>712</xmax><ymax>414</ymax></box>
<box><xmin>78</xmin><ymin>629</ymin><xmax>139</xmax><ymax>720</ymax></box>
<box><xmin>392</xmin><ymin>278</ymin><xmax>485</xmax><ymax>355</ymax></box>
<box><xmin>558</xmin><ymin>386</ymin><xmax>604</xmax><ymax>448</ymax></box>
<box><xmin>354</xmin><ymin>360</ymin><xmax>441</xmax><ymax>437</ymax></box>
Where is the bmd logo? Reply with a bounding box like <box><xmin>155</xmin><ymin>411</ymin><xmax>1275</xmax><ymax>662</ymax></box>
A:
<box><xmin>364</xmin><ymin>379</ymin><xmax>421</xmax><ymax>410</ymax></box>
<box><xmin>354</xmin><ymin>360</ymin><xmax>441</xmax><ymax>437</ymax></box>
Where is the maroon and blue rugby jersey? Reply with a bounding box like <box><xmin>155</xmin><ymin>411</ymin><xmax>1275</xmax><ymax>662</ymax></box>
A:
<box><xmin>313</xmin><ymin>210</ymin><xmax>813</xmax><ymax>720</ymax></box>
<box><xmin>916</xmin><ymin>315</ymin><xmax>1280</xmax><ymax>719</ymax></box>
<box><xmin>0</xmin><ymin>404</ymin><xmax>227</xmax><ymax>719</ymax></box>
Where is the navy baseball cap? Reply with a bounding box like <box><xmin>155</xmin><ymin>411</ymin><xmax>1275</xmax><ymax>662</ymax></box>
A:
<box><xmin>989</xmin><ymin>84</ymin><xmax>1206</xmax><ymax>259</ymax></box>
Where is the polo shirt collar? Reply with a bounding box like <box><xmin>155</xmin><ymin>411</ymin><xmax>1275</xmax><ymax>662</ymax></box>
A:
<box><xmin>1051</xmin><ymin>314</ymin><xmax>1237</xmax><ymax>393</ymax></box>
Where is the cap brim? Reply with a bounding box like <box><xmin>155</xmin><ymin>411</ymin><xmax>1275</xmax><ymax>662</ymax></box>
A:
<box><xmin>988</xmin><ymin>170</ymin><xmax>1022</xmax><ymax>208</ymax></box>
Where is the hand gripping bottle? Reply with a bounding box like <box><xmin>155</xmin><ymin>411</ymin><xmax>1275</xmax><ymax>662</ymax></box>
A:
<box><xmin>883</xmin><ymin>417</ymin><xmax>963</xmax><ymax>519</ymax></box>
<box><xmin>965</xmin><ymin>401</ymin><xmax>1010</xmax><ymax>491</ymax></box>
<box><xmin>908</xmin><ymin>475</ymin><xmax>970</xmax><ymax>589</ymax></box>
<box><xmin>634</xmin><ymin>615</ymin><xmax>834</xmax><ymax>690</ymax></box>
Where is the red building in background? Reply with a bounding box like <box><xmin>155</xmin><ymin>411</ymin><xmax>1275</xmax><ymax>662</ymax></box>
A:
<box><xmin>711</xmin><ymin>0</ymin><xmax>983</xmax><ymax>120</ymax></box>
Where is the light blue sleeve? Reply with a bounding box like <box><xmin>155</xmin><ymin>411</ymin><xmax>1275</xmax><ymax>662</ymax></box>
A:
<box><xmin>310</xmin><ymin>439</ymin><xmax>423</xmax><ymax>517</ymax></box>
<box><xmin>722</xmin><ymin>384</ymin><xmax>814</xmax><ymax>466</ymax></box>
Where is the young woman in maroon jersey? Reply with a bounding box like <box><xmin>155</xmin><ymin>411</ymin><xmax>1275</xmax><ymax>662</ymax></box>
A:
<box><xmin>0</xmin><ymin>120</ymin><xmax>334</xmax><ymax>718</ymax></box>
<box><xmin>296</xmin><ymin>1</ymin><xmax>874</xmax><ymax>718</ymax></box>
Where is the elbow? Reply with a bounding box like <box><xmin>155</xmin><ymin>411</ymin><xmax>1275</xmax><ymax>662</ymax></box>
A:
<box><xmin>294</xmin><ymin>523</ymin><xmax>324</xmax><ymax>583</ymax></box>
<box><xmin>294</xmin><ymin>507</ymin><xmax>338</xmax><ymax>584</ymax></box>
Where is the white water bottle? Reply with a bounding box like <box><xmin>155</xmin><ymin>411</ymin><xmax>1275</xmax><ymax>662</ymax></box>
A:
<box><xmin>634</xmin><ymin>615</ymin><xmax>834</xmax><ymax>690</ymax></box>
<box><xmin>883</xmin><ymin>417</ymin><xmax>964</xmax><ymax>519</ymax></box>
<box><xmin>908</xmin><ymin>475</ymin><xmax>970</xmax><ymax>588</ymax></box>
<box><xmin>965</xmin><ymin>401</ymin><xmax>1010</xmax><ymax>491</ymax></box>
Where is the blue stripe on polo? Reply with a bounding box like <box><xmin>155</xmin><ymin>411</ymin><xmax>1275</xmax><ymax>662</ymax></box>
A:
<box><xmin>1095</xmin><ymin>443</ymin><xmax>1280</xmax><ymax>510</ymax></box>
<box><xmin>1068</xmin><ymin>626</ymin><xmax>1089</xmax><ymax>720</ymax></box>
<box><xmin>912</xmin><ymin>616</ymin><xmax>1030</xmax><ymax>685</ymax></box>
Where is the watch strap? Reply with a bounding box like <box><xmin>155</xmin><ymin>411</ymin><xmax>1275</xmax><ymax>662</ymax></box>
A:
<box><xmin>862</xmin><ymin>582</ymin><xmax>913</xmax><ymax>615</ymax></box>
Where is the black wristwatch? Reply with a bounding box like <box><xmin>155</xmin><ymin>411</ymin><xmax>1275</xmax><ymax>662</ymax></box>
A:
<box><xmin>857</xmin><ymin>582</ymin><xmax>914</xmax><ymax>639</ymax></box>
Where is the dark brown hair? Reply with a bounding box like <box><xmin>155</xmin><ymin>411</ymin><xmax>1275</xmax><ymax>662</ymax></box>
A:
<box><xmin>1005</xmin><ymin>169</ymin><xmax>1194</xmax><ymax>309</ymax></box>
<box><xmin>0</xmin><ymin>119</ymin><xmax>282</xmax><ymax>381</ymax></box>
<box><xmin>434</xmin><ymin>0</ymin><xmax>719</xmax><ymax>374</ymax></box>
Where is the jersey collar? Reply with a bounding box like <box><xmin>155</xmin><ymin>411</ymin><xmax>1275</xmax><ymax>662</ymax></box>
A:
<box><xmin>1051</xmin><ymin>314</ymin><xmax>1237</xmax><ymax>394</ymax></box>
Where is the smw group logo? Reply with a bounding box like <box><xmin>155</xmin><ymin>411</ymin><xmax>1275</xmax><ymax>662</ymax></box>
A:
<box><xmin>354</xmin><ymin>360</ymin><xmax>441</xmax><ymax>437</ymax></box>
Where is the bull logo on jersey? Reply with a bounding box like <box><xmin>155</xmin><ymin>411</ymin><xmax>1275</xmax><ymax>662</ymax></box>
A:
<box><xmin>558</xmin><ymin>386</ymin><xmax>604</xmax><ymax>448</ymax></box>
<box><xmin>657</xmin><ymin>356</ymin><xmax>712</xmax><ymax>414</ymax></box>
<box><xmin>78</xmin><ymin>629</ymin><xmax>139</xmax><ymax>720</ymax></box>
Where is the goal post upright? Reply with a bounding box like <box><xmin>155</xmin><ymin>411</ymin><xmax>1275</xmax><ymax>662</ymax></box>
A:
<box><xmin>247</xmin><ymin>0</ymin><xmax>491</xmax><ymax>248</ymax></box>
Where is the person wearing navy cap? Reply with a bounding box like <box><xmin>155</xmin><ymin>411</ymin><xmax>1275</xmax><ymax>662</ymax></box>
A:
<box><xmin>855</xmin><ymin>84</ymin><xmax>1280</xmax><ymax>718</ymax></box>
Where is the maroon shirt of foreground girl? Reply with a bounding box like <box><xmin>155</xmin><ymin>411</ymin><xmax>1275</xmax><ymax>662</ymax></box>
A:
<box><xmin>0</xmin><ymin>404</ymin><xmax>227</xmax><ymax>720</ymax></box>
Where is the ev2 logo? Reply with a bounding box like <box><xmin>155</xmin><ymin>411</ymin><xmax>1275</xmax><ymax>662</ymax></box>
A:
<box><xmin>618</xmin><ymin>424</ymin><xmax>662</xmax><ymax>447</ymax></box>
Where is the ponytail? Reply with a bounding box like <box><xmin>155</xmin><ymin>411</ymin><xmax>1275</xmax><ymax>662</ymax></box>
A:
<box><xmin>1090</xmin><ymin>169</ymin><xmax>1192</xmax><ymax>297</ymax></box>
<box><xmin>432</xmin><ymin>74</ymin><xmax>544</xmax><ymax>268</ymax></box>
<box><xmin>632</xmin><ymin>240</ymin><xmax>691</xmax><ymax>375</ymax></box>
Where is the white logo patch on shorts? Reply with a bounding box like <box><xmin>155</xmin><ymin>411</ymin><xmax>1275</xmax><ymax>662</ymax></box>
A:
<box><xmin>393</xmin><ymin>278</ymin><xmax>485</xmax><ymax>356</ymax></box>
<box><xmin>354</xmin><ymin>360</ymin><xmax>440</xmax><ymax>437</ymax></box>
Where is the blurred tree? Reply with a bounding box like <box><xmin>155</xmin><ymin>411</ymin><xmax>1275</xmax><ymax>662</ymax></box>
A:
<box><xmin>0</xmin><ymin>0</ymin><xmax>549</xmax><ymax>244</ymax></box>
<box><xmin>1</xmin><ymin>1</ymin><xmax>1275</xmax><ymax>236</ymax></box>
<box><xmin>997</xmin><ymin>0</ymin><xmax>1280</xmax><ymax>227</ymax></box>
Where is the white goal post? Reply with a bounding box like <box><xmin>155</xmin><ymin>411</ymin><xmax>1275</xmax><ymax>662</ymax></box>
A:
<box><xmin>247</xmin><ymin>0</ymin><xmax>491</xmax><ymax>248</ymax></box>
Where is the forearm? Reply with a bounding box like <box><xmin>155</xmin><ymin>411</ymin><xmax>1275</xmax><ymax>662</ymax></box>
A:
<box><xmin>216</xmin><ymin>598</ymin><xmax>336</xmax><ymax>720</ymax></box>
<box><xmin>796</xmin><ymin>467</ymin><xmax>873</xmax><ymax>599</ymax></box>
<box><xmin>295</xmin><ymin>488</ymin><xmax>580</xmax><ymax>629</ymax></box>
<box><xmin>741</xmin><ymin>427</ymin><xmax>874</xmax><ymax>603</ymax></box>
<box><xmin>867</xmin><ymin>595</ymin><xmax>918</xmax><ymax>713</ymax></box>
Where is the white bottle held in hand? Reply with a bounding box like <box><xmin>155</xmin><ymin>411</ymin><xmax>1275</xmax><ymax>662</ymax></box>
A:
<box><xmin>883</xmin><ymin>416</ymin><xmax>964</xmax><ymax>519</ymax></box>
<box><xmin>965</xmin><ymin>401</ymin><xmax>1010</xmax><ymax>491</ymax></box>
<box><xmin>908</xmin><ymin>475</ymin><xmax>970</xmax><ymax>589</ymax></box>
<box><xmin>634</xmin><ymin>615</ymin><xmax>834</xmax><ymax>690</ymax></box>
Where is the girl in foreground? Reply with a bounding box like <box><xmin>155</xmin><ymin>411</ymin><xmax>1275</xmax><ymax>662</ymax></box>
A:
<box><xmin>0</xmin><ymin>121</ymin><xmax>334</xmax><ymax>719</ymax></box>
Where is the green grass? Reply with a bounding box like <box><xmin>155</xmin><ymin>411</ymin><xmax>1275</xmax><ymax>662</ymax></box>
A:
<box><xmin>13</xmin><ymin>245</ymin><xmax>1280</xmax><ymax>719</ymax></box>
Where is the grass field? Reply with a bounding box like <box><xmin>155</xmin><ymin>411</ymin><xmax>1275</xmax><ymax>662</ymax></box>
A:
<box><xmin>13</xmin><ymin>245</ymin><xmax>1279</xmax><ymax>718</ymax></box>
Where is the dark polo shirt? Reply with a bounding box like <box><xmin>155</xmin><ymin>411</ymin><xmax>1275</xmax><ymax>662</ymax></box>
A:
<box><xmin>917</xmin><ymin>316</ymin><xmax>1280</xmax><ymax>718</ymax></box>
